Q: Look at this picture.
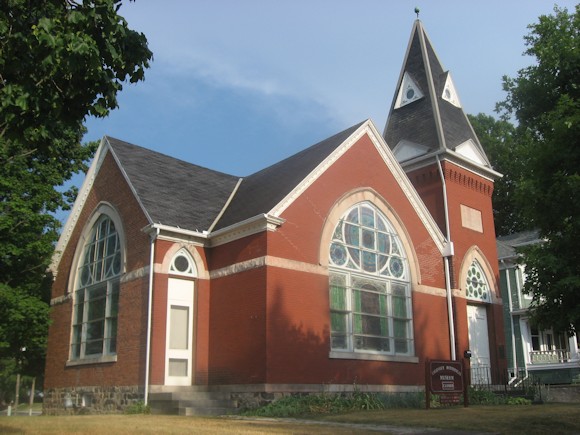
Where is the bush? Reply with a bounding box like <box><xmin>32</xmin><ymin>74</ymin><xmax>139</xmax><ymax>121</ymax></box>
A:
<box><xmin>124</xmin><ymin>401</ymin><xmax>150</xmax><ymax>414</ymax></box>
<box><xmin>506</xmin><ymin>397</ymin><xmax>532</xmax><ymax>405</ymax></box>
<box><xmin>242</xmin><ymin>391</ymin><xmax>428</xmax><ymax>417</ymax></box>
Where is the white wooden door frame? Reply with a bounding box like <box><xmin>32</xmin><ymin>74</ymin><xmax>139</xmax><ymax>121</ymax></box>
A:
<box><xmin>165</xmin><ymin>278</ymin><xmax>195</xmax><ymax>386</ymax></box>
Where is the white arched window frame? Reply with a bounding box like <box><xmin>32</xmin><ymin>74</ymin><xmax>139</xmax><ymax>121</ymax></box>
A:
<box><xmin>169</xmin><ymin>248</ymin><xmax>198</xmax><ymax>277</ymax></box>
<box><xmin>69</xmin><ymin>208</ymin><xmax>124</xmax><ymax>363</ymax></box>
<box><xmin>328</xmin><ymin>201</ymin><xmax>413</xmax><ymax>357</ymax></box>
<box><xmin>466</xmin><ymin>259</ymin><xmax>491</xmax><ymax>303</ymax></box>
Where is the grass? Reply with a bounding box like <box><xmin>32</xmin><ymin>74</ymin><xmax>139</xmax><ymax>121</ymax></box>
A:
<box><xmin>0</xmin><ymin>404</ymin><xmax>579</xmax><ymax>434</ymax></box>
<box><xmin>323</xmin><ymin>404</ymin><xmax>580</xmax><ymax>435</ymax></box>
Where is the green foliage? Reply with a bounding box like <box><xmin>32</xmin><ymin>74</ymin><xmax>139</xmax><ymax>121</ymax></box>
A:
<box><xmin>468</xmin><ymin>113</ymin><xmax>533</xmax><ymax>236</ymax></box>
<box><xmin>468</xmin><ymin>388</ymin><xmax>505</xmax><ymax>405</ymax></box>
<box><xmin>497</xmin><ymin>5</ymin><xmax>580</xmax><ymax>335</ymax></box>
<box><xmin>467</xmin><ymin>387</ymin><xmax>533</xmax><ymax>406</ymax></box>
<box><xmin>242</xmin><ymin>391</ymin><xmax>428</xmax><ymax>417</ymax></box>
<box><xmin>0</xmin><ymin>0</ymin><xmax>151</xmax><ymax>379</ymax></box>
<box><xmin>124</xmin><ymin>401</ymin><xmax>150</xmax><ymax>414</ymax></box>
<box><xmin>506</xmin><ymin>396</ymin><xmax>532</xmax><ymax>405</ymax></box>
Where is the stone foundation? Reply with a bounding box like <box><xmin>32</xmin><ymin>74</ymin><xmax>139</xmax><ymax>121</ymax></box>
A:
<box><xmin>545</xmin><ymin>385</ymin><xmax>580</xmax><ymax>403</ymax></box>
<box><xmin>43</xmin><ymin>385</ymin><xmax>144</xmax><ymax>415</ymax></box>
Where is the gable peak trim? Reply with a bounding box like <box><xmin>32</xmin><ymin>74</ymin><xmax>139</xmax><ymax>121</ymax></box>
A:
<box><xmin>50</xmin><ymin>137</ymin><xmax>112</xmax><ymax>274</ymax></box>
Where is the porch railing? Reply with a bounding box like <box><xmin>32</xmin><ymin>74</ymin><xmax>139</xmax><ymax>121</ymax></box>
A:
<box><xmin>529</xmin><ymin>349</ymin><xmax>571</xmax><ymax>364</ymax></box>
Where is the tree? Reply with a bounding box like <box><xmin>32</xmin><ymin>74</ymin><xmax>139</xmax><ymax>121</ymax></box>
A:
<box><xmin>497</xmin><ymin>5</ymin><xmax>580</xmax><ymax>335</ymax></box>
<box><xmin>0</xmin><ymin>0</ymin><xmax>152</xmax><ymax>382</ymax></box>
<box><xmin>468</xmin><ymin>113</ymin><xmax>532</xmax><ymax>236</ymax></box>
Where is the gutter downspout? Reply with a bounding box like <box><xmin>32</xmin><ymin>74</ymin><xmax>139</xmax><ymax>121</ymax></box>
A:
<box><xmin>503</xmin><ymin>261</ymin><xmax>519</xmax><ymax>384</ymax></box>
<box><xmin>144</xmin><ymin>227</ymin><xmax>159</xmax><ymax>405</ymax></box>
<box><xmin>437</xmin><ymin>155</ymin><xmax>456</xmax><ymax>361</ymax></box>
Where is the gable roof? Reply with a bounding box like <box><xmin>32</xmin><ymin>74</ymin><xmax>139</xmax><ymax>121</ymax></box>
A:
<box><xmin>52</xmin><ymin>118</ymin><xmax>449</xmax><ymax>273</ymax></box>
<box><xmin>497</xmin><ymin>229</ymin><xmax>541</xmax><ymax>261</ymax></box>
<box><xmin>214</xmin><ymin>122</ymin><xmax>365</xmax><ymax>230</ymax></box>
<box><xmin>383</xmin><ymin>20</ymin><xmax>493</xmax><ymax>173</ymax></box>
<box><xmin>107</xmin><ymin>137</ymin><xmax>240</xmax><ymax>231</ymax></box>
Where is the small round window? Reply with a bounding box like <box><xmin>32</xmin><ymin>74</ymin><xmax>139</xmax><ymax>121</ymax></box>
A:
<box><xmin>173</xmin><ymin>255</ymin><xmax>190</xmax><ymax>273</ymax></box>
<box><xmin>169</xmin><ymin>249</ymin><xmax>196</xmax><ymax>276</ymax></box>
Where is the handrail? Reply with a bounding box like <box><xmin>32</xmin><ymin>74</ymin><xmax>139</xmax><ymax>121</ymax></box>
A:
<box><xmin>529</xmin><ymin>349</ymin><xmax>571</xmax><ymax>364</ymax></box>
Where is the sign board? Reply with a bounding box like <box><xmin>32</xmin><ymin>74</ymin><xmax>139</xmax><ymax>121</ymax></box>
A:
<box><xmin>425</xmin><ymin>359</ymin><xmax>468</xmax><ymax>408</ymax></box>
<box><xmin>430</xmin><ymin>360</ymin><xmax>463</xmax><ymax>393</ymax></box>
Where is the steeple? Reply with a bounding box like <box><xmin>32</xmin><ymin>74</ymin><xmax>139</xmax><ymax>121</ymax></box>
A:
<box><xmin>384</xmin><ymin>20</ymin><xmax>496</xmax><ymax>178</ymax></box>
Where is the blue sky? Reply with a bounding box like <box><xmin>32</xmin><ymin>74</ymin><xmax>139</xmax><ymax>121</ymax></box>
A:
<box><xmin>83</xmin><ymin>1</ymin><xmax>574</xmax><ymax>177</ymax></box>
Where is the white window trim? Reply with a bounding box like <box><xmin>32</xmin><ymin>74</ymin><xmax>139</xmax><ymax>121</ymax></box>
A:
<box><xmin>328</xmin><ymin>202</ymin><xmax>415</xmax><ymax>359</ymax></box>
<box><xmin>67</xmin><ymin>203</ymin><xmax>125</xmax><ymax>364</ymax></box>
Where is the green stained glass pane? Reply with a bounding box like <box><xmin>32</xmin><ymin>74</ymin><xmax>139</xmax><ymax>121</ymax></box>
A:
<box><xmin>353</xmin><ymin>314</ymin><xmax>363</xmax><ymax>334</ymax></box>
<box><xmin>330</xmin><ymin>285</ymin><xmax>346</xmax><ymax>310</ymax></box>
<box><xmin>331</xmin><ymin>312</ymin><xmax>347</xmax><ymax>332</ymax></box>
<box><xmin>353</xmin><ymin>290</ymin><xmax>362</xmax><ymax>311</ymax></box>
<box><xmin>394</xmin><ymin>319</ymin><xmax>407</xmax><ymax>338</ymax></box>
<box><xmin>379</xmin><ymin>294</ymin><xmax>387</xmax><ymax>315</ymax></box>
<box><xmin>393</xmin><ymin>296</ymin><xmax>407</xmax><ymax>317</ymax></box>
<box><xmin>380</xmin><ymin>317</ymin><xmax>388</xmax><ymax>336</ymax></box>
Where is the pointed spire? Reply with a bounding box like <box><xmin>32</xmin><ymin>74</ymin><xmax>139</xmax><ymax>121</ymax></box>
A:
<box><xmin>383</xmin><ymin>20</ymin><xmax>494</xmax><ymax>173</ymax></box>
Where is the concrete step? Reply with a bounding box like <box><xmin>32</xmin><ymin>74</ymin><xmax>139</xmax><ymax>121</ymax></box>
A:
<box><xmin>149</xmin><ymin>389</ymin><xmax>240</xmax><ymax>416</ymax></box>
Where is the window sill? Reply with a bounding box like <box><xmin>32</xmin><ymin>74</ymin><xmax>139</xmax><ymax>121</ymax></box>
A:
<box><xmin>66</xmin><ymin>354</ymin><xmax>117</xmax><ymax>367</ymax></box>
<box><xmin>329</xmin><ymin>350</ymin><xmax>419</xmax><ymax>363</ymax></box>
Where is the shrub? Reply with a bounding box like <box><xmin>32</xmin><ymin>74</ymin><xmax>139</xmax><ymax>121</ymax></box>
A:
<box><xmin>124</xmin><ymin>401</ymin><xmax>150</xmax><ymax>415</ymax></box>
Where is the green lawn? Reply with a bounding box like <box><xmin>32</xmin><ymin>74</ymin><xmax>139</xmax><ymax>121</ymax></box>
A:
<box><xmin>0</xmin><ymin>404</ymin><xmax>579</xmax><ymax>434</ymax></box>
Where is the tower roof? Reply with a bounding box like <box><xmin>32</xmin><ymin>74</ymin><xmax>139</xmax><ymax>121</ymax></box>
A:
<box><xmin>383</xmin><ymin>20</ymin><xmax>495</xmax><ymax>175</ymax></box>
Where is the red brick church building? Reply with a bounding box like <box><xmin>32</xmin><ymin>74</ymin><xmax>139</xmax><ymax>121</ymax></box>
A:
<box><xmin>44</xmin><ymin>20</ymin><xmax>506</xmax><ymax>414</ymax></box>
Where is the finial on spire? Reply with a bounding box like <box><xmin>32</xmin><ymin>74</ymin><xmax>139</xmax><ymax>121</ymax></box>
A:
<box><xmin>414</xmin><ymin>7</ymin><xmax>420</xmax><ymax>19</ymax></box>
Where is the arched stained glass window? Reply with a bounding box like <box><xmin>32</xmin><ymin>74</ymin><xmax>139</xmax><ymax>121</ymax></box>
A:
<box><xmin>329</xmin><ymin>202</ymin><xmax>413</xmax><ymax>356</ymax></box>
<box><xmin>466</xmin><ymin>260</ymin><xmax>491</xmax><ymax>302</ymax></box>
<box><xmin>71</xmin><ymin>215</ymin><xmax>122</xmax><ymax>360</ymax></box>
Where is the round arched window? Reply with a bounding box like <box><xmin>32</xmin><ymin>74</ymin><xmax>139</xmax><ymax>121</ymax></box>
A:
<box><xmin>329</xmin><ymin>202</ymin><xmax>413</xmax><ymax>356</ymax></box>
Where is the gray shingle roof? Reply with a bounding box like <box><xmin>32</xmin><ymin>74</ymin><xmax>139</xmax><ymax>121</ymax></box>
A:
<box><xmin>383</xmin><ymin>20</ymin><xmax>490</xmax><ymax>165</ymax></box>
<box><xmin>107</xmin><ymin>137</ymin><xmax>240</xmax><ymax>231</ymax></box>
<box><xmin>105</xmin><ymin>122</ymin><xmax>364</xmax><ymax>233</ymax></box>
<box><xmin>215</xmin><ymin>122</ymin><xmax>365</xmax><ymax>230</ymax></box>
<box><xmin>496</xmin><ymin>229</ymin><xmax>541</xmax><ymax>260</ymax></box>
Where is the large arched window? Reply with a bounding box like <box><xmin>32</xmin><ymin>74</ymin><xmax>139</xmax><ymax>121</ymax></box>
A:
<box><xmin>71</xmin><ymin>215</ymin><xmax>122</xmax><ymax>360</ymax></box>
<box><xmin>329</xmin><ymin>202</ymin><xmax>413</xmax><ymax>356</ymax></box>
